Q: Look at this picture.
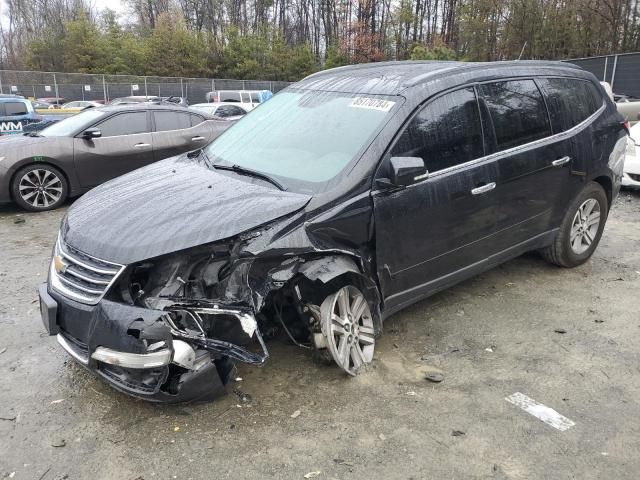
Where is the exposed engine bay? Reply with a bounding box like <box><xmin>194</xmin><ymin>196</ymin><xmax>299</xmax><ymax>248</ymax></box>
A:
<box><xmin>43</xmin><ymin>216</ymin><xmax>382</xmax><ymax>402</ymax></box>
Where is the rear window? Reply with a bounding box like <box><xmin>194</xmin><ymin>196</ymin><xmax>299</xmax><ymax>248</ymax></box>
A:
<box><xmin>538</xmin><ymin>78</ymin><xmax>601</xmax><ymax>132</ymax></box>
<box><xmin>215</xmin><ymin>105</ymin><xmax>246</xmax><ymax>118</ymax></box>
<box><xmin>190</xmin><ymin>113</ymin><xmax>205</xmax><ymax>126</ymax></box>
<box><xmin>4</xmin><ymin>102</ymin><xmax>28</xmax><ymax>116</ymax></box>
<box><xmin>219</xmin><ymin>92</ymin><xmax>241</xmax><ymax>103</ymax></box>
<box><xmin>478</xmin><ymin>79</ymin><xmax>551</xmax><ymax>152</ymax></box>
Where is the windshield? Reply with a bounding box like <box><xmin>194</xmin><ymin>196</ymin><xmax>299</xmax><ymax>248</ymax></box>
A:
<box><xmin>40</xmin><ymin>109</ymin><xmax>106</xmax><ymax>137</ymax></box>
<box><xmin>204</xmin><ymin>90</ymin><xmax>398</xmax><ymax>193</ymax></box>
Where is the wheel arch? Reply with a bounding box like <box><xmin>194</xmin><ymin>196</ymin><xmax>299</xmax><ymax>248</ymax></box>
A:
<box><xmin>591</xmin><ymin>175</ymin><xmax>613</xmax><ymax>210</ymax></box>
<box><xmin>9</xmin><ymin>159</ymin><xmax>71</xmax><ymax>202</ymax></box>
<box><xmin>296</xmin><ymin>254</ymin><xmax>383</xmax><ymax>333</ymax></box>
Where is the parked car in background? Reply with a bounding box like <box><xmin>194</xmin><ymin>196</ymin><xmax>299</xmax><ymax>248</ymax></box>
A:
<box><xmin>0</xmin><ymin>97</ymin><xmax>43</xmax><ymax>136</ymax></box>
<box><xmin>624</xmin><ymin>122</ymin><xmax>640</xmax><ymax>188</ymax></box>
<box><xmin>109</xmin><ymin>96</ymin><xmax>188</xmax><ymax>106</ymax></box>
<box><xmin>109</xmin><ymin>95</ymin><xmax>161</xmax><ymax>105</ymax></box>
<box><xmin>205</xmin><ymin>89</ymin><xmax>272</xmax><ymax>110</ymax></box>
<box><xmin>61</xmin><ymin>100</ymin><xmax>102</xmax><ymax>110</ymax></box>
<box><xmin>190</xmin><ymin>102</ymin><xmax>248</xmax><ymax>120</ymax></box>
<box><xmin>38</xmin><ymin>61</ymin><xmax>626</xmax><ymax>403</ymax></box>
<box><xmin>614</xmin><ymin>93</ymin><xmax>640</xmax><ymax>126</ymax></box>
<box><xmin>32</xmin><ymin>100</ymin><xmax>54</xmax><ymax>109</ymax></box>
<box><xmin>36</xmin><ymin>97</ymin><xmax>66</xmax><ymax>108</ymax></box>
<box><xmin>0</xmin><ymin>103</ymin><xmax>233</xmax><ymax>211</ymax></box>
<box><xmin>160</xmin><ymin>96</ymin><xmax>189</xmax><ymax>107</ymax></box>
<box><xmin>600</xmin><ymin>81</ymin><xmax>614</xmax><ymax>101</ymax></box>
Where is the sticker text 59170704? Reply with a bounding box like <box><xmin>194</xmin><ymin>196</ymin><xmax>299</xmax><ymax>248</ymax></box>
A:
<box><xmin>349</xmin><ymin>97</ymin><xmax>395</xmax><ymax>112</ymax></box>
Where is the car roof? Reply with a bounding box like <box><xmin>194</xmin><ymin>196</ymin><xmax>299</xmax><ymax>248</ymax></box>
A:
<box><xmin>96</xmin><ymin>103</ymin><xmax>191</xmax><ymax>112</ymax></box>
<box><xmin>91</xmin><ymin>102</ymin><xmax>215</xmax><ymax>119</ymax></box>
<box><xmin>297</xmin><ymin>60</ymin><xmax>588</xmax><ymax>96</ymax></box>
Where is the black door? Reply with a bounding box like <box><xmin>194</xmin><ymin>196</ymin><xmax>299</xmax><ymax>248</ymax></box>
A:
<box><xmin>474</xmin><ymin>78</ymin><xmax>575</xmax><ymax>247</ymax></box>
<box><xmin>374</xmin><ymin>86</ymin><xmax>502</xmax><ymax>312</ymax></box>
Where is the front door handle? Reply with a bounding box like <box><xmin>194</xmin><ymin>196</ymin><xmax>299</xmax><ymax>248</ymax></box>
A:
<box><xmin>552</xmin><ymin>156</ymin><xmax>571</xmax><ymax>167</ymax></box>
<box><xmin>134</xmin><ymin>143</ymin><xmax>151</xmax><ymax>148</ymax></box>
<box><xmin>471</xmin><ymin>182</ymin><xmax>496</xmax><ymax>195</ymax></box>
<box><xmin>191</xmin><ymin>136</ymin><xmax>205</xmax><ymax>142</ymax></box>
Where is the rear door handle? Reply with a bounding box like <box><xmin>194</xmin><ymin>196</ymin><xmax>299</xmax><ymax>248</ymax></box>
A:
<box><xmin>191</xmin><ymin>136</ymin><xmax>205</xmax><ymax>142</ymax></box>
<box><xmin>471</xmin><ymin>182</ymin><xmax>496</xmax><ymax>195</ymax></box>
<box><xmin>552</xmin><ymin>156</ymin><xmax>571</xmax><ymax>167</ymax></box>
<box><xmin>134</xmin><ymin>143</ymin><xmax>151</xmax><ymax>148</ymax></box>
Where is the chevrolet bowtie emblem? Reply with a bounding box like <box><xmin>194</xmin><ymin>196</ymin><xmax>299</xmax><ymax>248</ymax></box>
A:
<box><xmin>53</xmin><ymin>255</ymin><xmax>68</xmax><ymax>274</ymax></box>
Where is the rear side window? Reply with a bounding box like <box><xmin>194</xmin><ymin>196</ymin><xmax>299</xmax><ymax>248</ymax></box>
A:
<box><xmin>190</xmin><ymin>113</ymin><xmax>205</xmax><ymax>127</ymax></box>
<box><xmin>477</xmin><ymin>80</ymin><xmax>551</xmax><ymax>152</ymax></box>
<box><xmin>216</xmin><ymin>105</ymin><xmax>246</xmax><ymax>117</ymax></box>
<box><xmin>154</xmin><ymin>111</ymin><xmax>192</xmax><ymax>131</ymax></box>
<box><xmin>95</xmin><ymin>112</ymin><xmax>149</xmax><ymax>137</ymax></box>
<box><xmin>5</xmin><ymin>102</ymin><xmax>28</xmax><ymax>116</ymax></box>
<box><xmin>391</xmin><ymin>87</ymin><xmax>484</xmax><ymax>173</ymax></box>
<box><xmin>538</xmin><ymin>78</ymin><xmax>601</xmax><ymax>132</ymax></box>
<box><xmin>250</xmin><ymin>92</ymin><xmax>262</xmax><ymax>103</ymax></box>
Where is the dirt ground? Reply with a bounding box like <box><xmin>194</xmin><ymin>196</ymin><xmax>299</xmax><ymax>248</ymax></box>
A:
<box><xmin>1</xmin><ymin>190</ymin><xmax>639</xmax><ymax>480</ymax></box>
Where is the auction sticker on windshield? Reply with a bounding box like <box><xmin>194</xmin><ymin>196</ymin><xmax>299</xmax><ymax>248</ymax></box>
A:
<box><xmin>349</xmin><ymin>97</ymin><xmax>395</xmax><ymax>112</ymax></box>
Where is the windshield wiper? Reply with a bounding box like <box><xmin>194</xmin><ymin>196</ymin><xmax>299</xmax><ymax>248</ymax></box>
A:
<box><xmin>212</xmin><ymin>163</ymin><xmax>286</xmax><ymax>191</ymax></box>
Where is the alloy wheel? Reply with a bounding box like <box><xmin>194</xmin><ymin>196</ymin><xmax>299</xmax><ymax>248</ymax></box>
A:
<box><xmin>320</xmin><ymin>285</ymin><xmax>375</xmax><ymax>376</ymax></box>
<box><xmin>18</xmin><ymin>168</ymin><xmax>63</xmax><ymax>209</ymax></box>
<box><xmin>570</xmin><ymin>198</ymin><xmax>601</xmax><ymax>255</ymax></box>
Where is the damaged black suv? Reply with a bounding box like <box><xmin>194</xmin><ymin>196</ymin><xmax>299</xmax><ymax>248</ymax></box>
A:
<box><xmin>39</xmin><ymin>61</ymin><xmax>626</xmax><ymax>402</ymax></box>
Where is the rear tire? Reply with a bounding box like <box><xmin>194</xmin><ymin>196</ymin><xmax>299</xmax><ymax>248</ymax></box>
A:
<box><xmin>541</xmin><ymin>181</ymin><xmax>608</xmax><ymax>267</ymax></box>
<box><xmin>11</xmin><ymin>164</ymin><xmax>68</xmax><ymax>211</ymax></box>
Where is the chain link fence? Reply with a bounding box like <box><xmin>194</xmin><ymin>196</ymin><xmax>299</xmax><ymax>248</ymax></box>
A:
<box><xmin>563</xmin><ymin>52</ymin><xmax>640</xmax><ymax>98</ymax></box>
<box><xmin>0</xmin><ymin>70</ymin><xmax>292</xmax><ymax>104</ymax></box>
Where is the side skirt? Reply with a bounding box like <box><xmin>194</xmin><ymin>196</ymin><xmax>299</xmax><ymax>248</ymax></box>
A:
<box><xmin>381</xmin><ymin>229</ymin><xmax>558</xmax><ymax>321</ymax></box>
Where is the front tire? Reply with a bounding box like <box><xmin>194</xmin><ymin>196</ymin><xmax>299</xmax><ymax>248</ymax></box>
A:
<box><xmin>541</xmin><ymin>181</ymin><xmax>608</xmax><ymax>267</ymax></box>
<box><xmin>11</xmin><ymin>164</ymin><xmax>68</xmax><ymax>211</ymax></box>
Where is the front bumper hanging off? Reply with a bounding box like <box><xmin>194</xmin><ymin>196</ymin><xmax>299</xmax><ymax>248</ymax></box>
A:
<box><xmin>39</xmin><ymin>283</ymin><xmax>268</xmax><ymax>403</ymax></box>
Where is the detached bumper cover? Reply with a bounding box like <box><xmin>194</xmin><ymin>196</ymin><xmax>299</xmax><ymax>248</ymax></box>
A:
<box><xmin>39</xmin><ymin>283</ymin><xmax>236</xmax><ymax>403</ymax></box>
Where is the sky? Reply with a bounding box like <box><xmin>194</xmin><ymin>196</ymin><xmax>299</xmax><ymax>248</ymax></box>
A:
<box><xmin>1</xmin><ymin>0</ymin><xmax>132</xmax><ymax>27</ymax></box>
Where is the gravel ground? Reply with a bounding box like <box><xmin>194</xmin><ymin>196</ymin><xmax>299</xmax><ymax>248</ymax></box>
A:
<box><xmin>1</xmin><ymin>190</ymin><xmax>639</xmax><ymax>480</ymax></box>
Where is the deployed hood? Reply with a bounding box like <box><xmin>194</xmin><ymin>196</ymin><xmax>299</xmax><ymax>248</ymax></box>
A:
<box><xmin>62</xmin><ymin>155</ymin><xmax>312</xmax><ymax>264</ymax></box>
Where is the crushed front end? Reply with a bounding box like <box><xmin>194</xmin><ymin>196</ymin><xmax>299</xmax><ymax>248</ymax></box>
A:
<box><xmin>39</xmin><ymin>234</ymin><xmax>271</xmax><ymax>403</ymax></box>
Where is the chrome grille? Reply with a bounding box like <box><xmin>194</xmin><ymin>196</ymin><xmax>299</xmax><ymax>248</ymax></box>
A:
<box><xmin>49</xmin><ymin>236</ymin><xmax>125</xmax><ymax>305</ymax></box>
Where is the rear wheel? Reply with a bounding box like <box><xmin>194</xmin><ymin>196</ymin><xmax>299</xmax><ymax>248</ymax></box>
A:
<box><xmin>11</xmin><ymin>164</ymin><xmax>68</xmax><ymax>211</ymax></box>
<box><xmin>541</xmin><ymin>181</ymin><xmax>608</xmax><ymax>267</ymax></box>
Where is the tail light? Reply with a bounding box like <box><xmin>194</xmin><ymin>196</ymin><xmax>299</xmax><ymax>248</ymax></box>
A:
<box><xmin>623</xmin><ymin>120</ymin><xmax>631</xmax><ymax>134</ymax></box>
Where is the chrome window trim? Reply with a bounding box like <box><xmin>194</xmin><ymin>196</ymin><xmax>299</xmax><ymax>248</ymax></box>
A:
<box><xmin>372</xmin><ymin>99</ymin><xmax>606</xmax><ymax>196</ymax></box>
<box><xmin>425</xmin><ymin>100</ymin><xmax>605</xmax><ymax>180</ymax></box>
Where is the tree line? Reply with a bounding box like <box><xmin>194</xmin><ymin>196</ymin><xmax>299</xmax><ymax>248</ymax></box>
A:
<box><xmin>1</xmin><ymin>0</ymin><xmax>639</xmax><ymax>81</ymax></box>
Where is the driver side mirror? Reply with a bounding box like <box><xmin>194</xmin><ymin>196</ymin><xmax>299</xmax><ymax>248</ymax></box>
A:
<box><xmin>82</xmin><ymin>127</ymin><xmax>101</xmax><ymax>139</ymax></box>
<box><xmin>389</xmin><ymin>156</ymin><xmax>428</xmax><ymax>186</ymax></box>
